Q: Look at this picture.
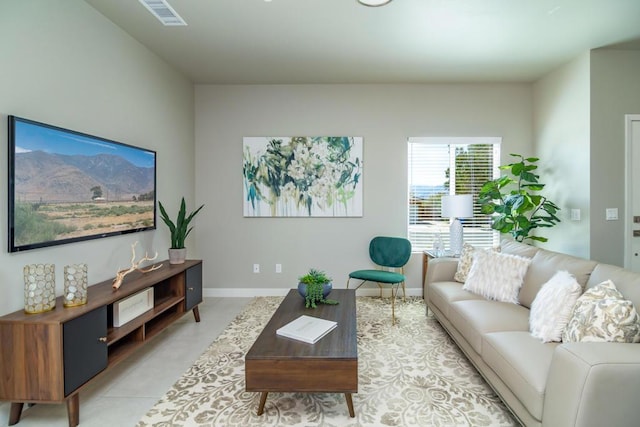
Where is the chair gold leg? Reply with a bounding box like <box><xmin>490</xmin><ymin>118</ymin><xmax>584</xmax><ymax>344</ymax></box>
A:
<box><xmin>401</xmin><ymin>281</ymin><xmax>406</xmax><ymax>302</ymax></box>
<box><xmin>346</xmin><ymin>278</ymin><xmax>351</xmax><ymax>289</ymax></box>
<box><xmin>391</xmin><ymin>284</ymin><xmax>397</xmax><ymax>325</ymax></box>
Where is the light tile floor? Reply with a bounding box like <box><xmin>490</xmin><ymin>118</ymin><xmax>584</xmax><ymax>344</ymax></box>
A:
<box><xmin>0</xmin><ymin>297</ymin><xmax>251</xmax><ymax>427</ymax></box>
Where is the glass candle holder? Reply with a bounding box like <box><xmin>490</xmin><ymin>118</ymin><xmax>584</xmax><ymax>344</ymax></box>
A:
<box><xmin>64</xmin><ymin>264</ymin><xmax>88</xmax><ymax>307</ymax></box>
<box><xmin>24</xmin><ymin>264</ymin><xmax>56</xmax><ymax>314</ymax></box>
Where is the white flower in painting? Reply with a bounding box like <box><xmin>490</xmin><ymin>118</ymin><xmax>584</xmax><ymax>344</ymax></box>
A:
<box><xmin>310</xmin><ymin>143</ymin><xmax>329</xmax><ymax>161</ymax></box>
<box><xmin>294</xmin><ymin>145</ymin><xmax>310</xmax><ymax>162</ymax></box>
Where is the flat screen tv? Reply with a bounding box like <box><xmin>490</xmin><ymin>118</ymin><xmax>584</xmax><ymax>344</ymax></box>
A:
<box><xmin>8</xmin><ymin>116</ymin><xmax>156</xmax><ymax>252</ymax></box>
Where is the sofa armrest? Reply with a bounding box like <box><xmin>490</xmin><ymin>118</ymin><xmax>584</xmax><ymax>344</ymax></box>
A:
<box><xmin>543</xmin><ymin>343</ymin><xmax>640</xmax><ymax>427</ymax></box>
<box><xmin>423</xmin><ymin>257</ymin><xmax>459</xmax><ymax>299</ymax></box>
<box><xmin>425</xmin><ymin>257</ymin><xmax>458</xmax><ymax>282</ymax></box>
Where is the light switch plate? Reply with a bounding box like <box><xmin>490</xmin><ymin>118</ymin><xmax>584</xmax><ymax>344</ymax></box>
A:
<box><xmin>570</xmin><ymin>209</ymin><xmax>581</xmax><ymax>221</ymax></box>
<box><xmin>606</xmin><ymin>208</ymin><xmax>618</xmax><ymax>221</ymax></box>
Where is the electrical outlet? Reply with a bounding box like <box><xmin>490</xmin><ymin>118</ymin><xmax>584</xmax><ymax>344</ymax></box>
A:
<box><xmin>275</xmin><ymin>264</ymin><xmax>282</xmax><ymax>273</ymax></box>
<box><xmin>253</xmin><ymin>264</ymin><xmax>260</xmax><ymax>273</ymax></box>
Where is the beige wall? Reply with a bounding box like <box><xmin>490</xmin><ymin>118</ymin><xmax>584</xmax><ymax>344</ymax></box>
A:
<box><xmin>195</xmin><ymin>84</ymin><xmax>532</xmax><ymax>295</ymax></box>
<box><xmin>589</xmin><ymin>49</ymin><xmax>640</xmax><ymax>266</ymax></box>
<box><xmin>0</xmin><ymin>0</ymin><xmax>195</xmax><ymax>314</ymax></box>
<box><xmin>533</xmin><ymin>53</ymin><xmax>591</xmax><ymax>258</ymax></box>
<box><xmin>532</xmin><ymin>49</ymin><xmax>640</xmax><ymax>265</ymax></box>
<box><xmin>5</xmin><ymin>2</ymin><xmax>635</xmax><ymax>305</ymax></box>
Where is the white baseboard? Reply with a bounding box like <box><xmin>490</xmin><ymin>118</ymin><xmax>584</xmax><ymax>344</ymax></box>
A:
<box><xmin>203</xmin><ymin>287</ymin><xmax>424</xmax><ymax>298</ymax></box>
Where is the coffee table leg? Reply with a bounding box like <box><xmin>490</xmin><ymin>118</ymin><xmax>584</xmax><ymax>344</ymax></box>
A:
<box><xmin>257</xmin><ymin>392</ymin><xmax>268</xmax><ymax>416</ymax></box>
<box><xmin>345</xmin><ymin>393</ymin><xmax>355</xmax><ymax>417</ymax></box>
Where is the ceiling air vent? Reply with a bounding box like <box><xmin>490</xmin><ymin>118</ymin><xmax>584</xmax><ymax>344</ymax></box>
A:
<box><xmin>138</xmin><ymin>0</ymin><xmax>187</xmax><ymax>26</ymax></box>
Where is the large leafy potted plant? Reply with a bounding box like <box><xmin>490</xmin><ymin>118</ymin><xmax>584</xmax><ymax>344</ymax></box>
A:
<box><xmin>478</xmin><ymin>153</ymin><xmax>560</xmax><ymax>243</ymax></box>
<box><xmin>297</xmin><ymin>268</ymin><xmax>339</xmax><ymax>308</ymax></box>
<box><xmin>158</xmin><ymin>197</ymin><xmax>205</xmax><ymax>264</ymax></box>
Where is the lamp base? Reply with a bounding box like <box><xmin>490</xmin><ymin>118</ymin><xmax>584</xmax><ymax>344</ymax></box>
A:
<box><xmin>449</xmin><ymin>218</ymin><xmax>464</xmax><ymax>256</ymax></box>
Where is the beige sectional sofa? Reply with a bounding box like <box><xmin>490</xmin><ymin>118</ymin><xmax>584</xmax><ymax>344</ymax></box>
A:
<box><xmin>424</xmin><ymin>239</ymin><xmax>640</xmax><ymax>427</ymax></box>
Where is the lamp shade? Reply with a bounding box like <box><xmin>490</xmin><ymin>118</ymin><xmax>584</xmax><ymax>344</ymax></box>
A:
<box><xmin>441</xmin><ymin>195</ymin><xmax>473</xmax><ymax>219</ymax></box>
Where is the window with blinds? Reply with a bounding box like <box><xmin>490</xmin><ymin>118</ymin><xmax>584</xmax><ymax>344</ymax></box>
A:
<box><xmin>408</xmin><ymin>137</ymin><xmax>501</xmax><ymax>252</ymax></box>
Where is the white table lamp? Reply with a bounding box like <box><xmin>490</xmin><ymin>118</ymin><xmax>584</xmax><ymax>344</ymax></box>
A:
<box><xmin>441</xmin><ymin>195</ymin><xmax>474</xmax><ymax>256</ymax></box>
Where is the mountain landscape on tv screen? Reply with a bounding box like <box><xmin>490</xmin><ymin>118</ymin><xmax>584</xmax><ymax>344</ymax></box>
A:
<box><xmin>15</xmin><ymin>151</ymin><xmax>154</xmax><ymax>202</ymax></box>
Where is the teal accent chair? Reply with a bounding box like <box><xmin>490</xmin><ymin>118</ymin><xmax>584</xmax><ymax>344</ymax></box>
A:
<box><xmin>347</xmin><ymin>236</ymin><xmax>412</xmax><ymax>325</ymax></box>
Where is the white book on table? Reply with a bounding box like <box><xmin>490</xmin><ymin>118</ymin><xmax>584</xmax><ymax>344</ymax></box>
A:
<box><xmin>276</xmin><ymin>315</ymin><xmax>338</xmax><ymax>344</ymax></box>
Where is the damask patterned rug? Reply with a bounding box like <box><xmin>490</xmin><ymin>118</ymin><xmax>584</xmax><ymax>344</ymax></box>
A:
<box><xmin>137</xmin><ymin>297</ymin><xmax>518</xmax><ymax>427</ymax></box>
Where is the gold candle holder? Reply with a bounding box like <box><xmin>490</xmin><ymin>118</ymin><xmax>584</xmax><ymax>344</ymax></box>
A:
<box><xmin>64</xmin><ymin>264</ymin><xmax>88</xmax><ymax>307</ymax></box>
<box><xmin>24</xmin><ymin>264</ymin><xmax>56</xmax><ymax>314</ymax></box>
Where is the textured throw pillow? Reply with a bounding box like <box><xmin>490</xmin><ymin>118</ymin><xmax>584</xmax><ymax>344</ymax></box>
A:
<box><xmin>463</xmin><ymin>250</ymin><xmax>531</xmax><ymax>304</ymax></box>
<box><xmin>562</xmin><ymin>280</ymin><xmax>640</xmax><ymax>343</ymax></box>
<box><xmin>454</xmin><ymin>243</ymin><xmax>501</xmax><ymax>283</ymax></box>
<box><xmin>454</xmin><ymin>243</ymin><xmax>476</xmax><ymax>283</ymax></box>
<box><xmin>529</xmin><ymin>270</ymin><xmax>582</xmax><ymax>342</ymax></box>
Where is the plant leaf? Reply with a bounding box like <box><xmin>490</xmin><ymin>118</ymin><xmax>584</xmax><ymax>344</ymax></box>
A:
<box><xmin>478</xmin><ymin>152</ymin><xmax>560</xmax><ymax>243</ymax></box>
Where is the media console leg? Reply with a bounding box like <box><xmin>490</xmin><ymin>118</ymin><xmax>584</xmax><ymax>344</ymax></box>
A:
<box><xmin>192</xmin><ymin>306</ymin><xmax>201</xmax><ymax>323</ymax></box>
<box><xmin>66</xmin><ymin>394</ymin><xmax>79</xmax><ymax>427</ymax></box>
<box><xmin>8</xmin><ymin>402</ymin><xmax>23</xmax><ymax>425</ymax></box>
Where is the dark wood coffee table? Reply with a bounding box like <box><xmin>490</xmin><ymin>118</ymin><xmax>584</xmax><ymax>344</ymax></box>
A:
<box><xmin>245</xmin><ymin>289</ymin><xmax>358</xmax><ymax>417</ymax></box>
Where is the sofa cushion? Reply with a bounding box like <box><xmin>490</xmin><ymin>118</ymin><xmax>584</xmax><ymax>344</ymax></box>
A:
<box><xmin>428</xmin><ymin>281</ymin><xmax>484</xmax><ymax>317</ymax></box>
<box><xmin>448</xmin><ymin>300</ymin><xmax>530</xmax><ymax>354</ymax></box>
<box><xmin>519</xmin><ymin>248</ymin><xmax>597</xmax><ymax>308</ymax></box>
<box><xmin>482</xmin><ymin>331</ymin><xmax>559</xmax><ymax>422</ymax></box>
<box><xmin>499</xmin><ymin>239</ymin><xmax>540</xmax><ymax>259</ymax></box>
<box><xmin>562</xmin><ymin>280</ymin><xmax>640</xmax><ymax>343</ymax></box>
<box><xmin>529</xmin><ymin>270</ymin><xmax>582</xmax><ymax>342</ymax></box>
<box><xmin>463</xmin><ymin>250</ymin><xmax>531</xmax><ymax>304</ymax></box>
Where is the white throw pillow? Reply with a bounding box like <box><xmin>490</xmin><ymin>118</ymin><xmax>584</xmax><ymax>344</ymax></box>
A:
<box><xmin>562</xmin><ymin>280</ymin><xmax>640</xmax><ymax>343</ymax></box>
<box><xmin>462</xmin><ymin>250</ymin><xmax>531</xmax><ymax>304</ymax></box>
<box><xmin>454</xmin><ymin>243</ymin><xmax>501</xmax><ymax>283</ymax></box>
<box><xmin>529</xmin><ymin>270</ymin><xmax>582</xmax><ymax>342</ymax></box>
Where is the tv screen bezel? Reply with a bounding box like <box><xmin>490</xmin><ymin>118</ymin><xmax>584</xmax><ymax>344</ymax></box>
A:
<box><xmin>8</xmin><ymin>115</ymin><xmax>157</xmax><ymax>252</ymax></box>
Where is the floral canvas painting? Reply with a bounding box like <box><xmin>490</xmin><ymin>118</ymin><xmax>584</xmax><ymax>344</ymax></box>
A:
<box><xmin>243</xmin><ymin>136</ymin><xmax>363</xmax><ymax>217</ymax></box>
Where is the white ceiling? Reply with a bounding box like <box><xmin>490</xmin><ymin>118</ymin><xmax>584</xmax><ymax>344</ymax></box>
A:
<box><xmin>84</xmin><ymin>0</ymin><xmax>640</xmax><ymax>84</ymax></box>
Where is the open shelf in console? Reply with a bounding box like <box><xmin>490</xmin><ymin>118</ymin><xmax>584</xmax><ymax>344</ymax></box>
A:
<box><xmin>108</xmin><ymin>331</ymin><xmax>145</xmax><ymax>367</ymax></box>
<box><xmin>145</xmin><ymin>304</ymin><xmax>184</xmax><ymax>338</ymax></box>
<box><xmin>106</xmin><ymin>295</ymin><xmax>184</xmax><ymax>344</ymax></box>
<box><xmin>106</xmin><ymin>299</ymin><xmax>184</xmax><ymax>367</ymax></box>
<box><xmin>106</xmin><ymin>273</ymin><xmax>187</xmax><ymax>366</ymax></box>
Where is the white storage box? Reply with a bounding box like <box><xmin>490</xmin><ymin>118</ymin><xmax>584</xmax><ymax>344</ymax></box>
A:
<box><xmin>113</xmin><ymin>288</ymin><xmax>154</xmax><ymax>327</ymax></box>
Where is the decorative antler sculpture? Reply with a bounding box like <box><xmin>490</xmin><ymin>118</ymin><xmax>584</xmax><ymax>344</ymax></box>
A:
<box><xmin>112</xmin><ymin>242</ymin><xmax>163</xmax><ymax>290</ymax></box>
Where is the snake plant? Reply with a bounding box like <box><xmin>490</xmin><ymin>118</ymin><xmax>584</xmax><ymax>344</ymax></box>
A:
<box><xmin>158</xmin><ymin>197</ymin><xmax>204</xmax><ymax>249</ymax></box>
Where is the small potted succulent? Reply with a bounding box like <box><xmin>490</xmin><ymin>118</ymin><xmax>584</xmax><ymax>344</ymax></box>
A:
<box><xmin>297</xmin><ymin>268</ymin><xmax>339</xmax><ymax>308</ymax></box>
<box><xmin>158</xmin><ymin>197</ymin><xmax>205</xmax><ymax>264</ymax></box>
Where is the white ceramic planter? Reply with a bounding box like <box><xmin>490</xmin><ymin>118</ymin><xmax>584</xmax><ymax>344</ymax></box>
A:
<box><xmin>168</xmin><ymin>248</ymin><xmax>187</xmax><ymax>264</ymax></box>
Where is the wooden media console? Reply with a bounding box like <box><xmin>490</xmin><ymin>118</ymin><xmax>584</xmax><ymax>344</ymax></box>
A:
<box><xmin>0</xmin><ymin>260</ymin><xmax>203</xmax><ymax>426</ymax></box>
